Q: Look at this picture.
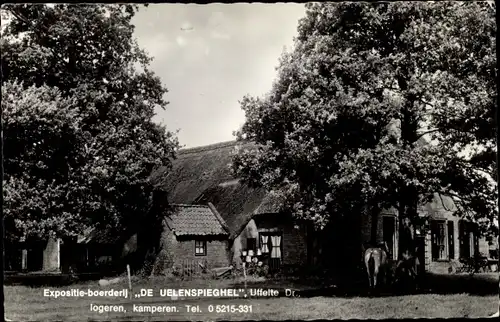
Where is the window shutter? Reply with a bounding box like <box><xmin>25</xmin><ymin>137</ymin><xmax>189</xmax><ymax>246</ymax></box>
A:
<box><xmin>459</xmin><ymin>220</ymin><xmax>466</xmax><ymax>258</ymax></box>
<box><xmin>447</xmin><ymin>221</ymin><xmax>455</xmax><ymax>260</ymax></box>
<box><xmin>246</xmin><ymin>238</ymin><xmax>256</xmax><ymax>251</ymax></box>
<box><xmin>474</xmin><ymin>231</ymin><xmax>479</xmax><ymax>257</ymax></box>
<box><xmin>431</xmin><ymin>221</ymin><xmax>438</xmax><ymax>260</ymax></box>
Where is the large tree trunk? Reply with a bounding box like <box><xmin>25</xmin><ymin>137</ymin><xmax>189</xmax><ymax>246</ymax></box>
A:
<box><xmin>397</xmin><ymin>83</ymin><xmax>420</xmax><ymax>261</ymax></box>
<box><xmin>370</xmin><ymin>205</ymin><xmax>380</xmax><ymax>246</ymax></box>
<box><xmin>397</xmin><ymin>192</ymin><xmax>418</xmax><ymax>259</ymax></box>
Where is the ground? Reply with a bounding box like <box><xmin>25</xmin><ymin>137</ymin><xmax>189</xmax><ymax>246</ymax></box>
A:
<box><xmin>4</xmin><ymin>273</ymin><xmax>499</xmax><ymax>320</ymax></box>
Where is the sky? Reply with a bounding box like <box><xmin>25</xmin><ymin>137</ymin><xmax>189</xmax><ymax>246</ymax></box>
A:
<box><xmin>131</xmin><ymin>4</ymin><xmax>306</xmax><ymax>148</ymax></box>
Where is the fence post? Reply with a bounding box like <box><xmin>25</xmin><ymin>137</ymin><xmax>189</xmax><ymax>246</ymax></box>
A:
<box><xmin>126</xmin><ymin>264</ymin><xmax>132</xmax><ymax>299</ymax></box>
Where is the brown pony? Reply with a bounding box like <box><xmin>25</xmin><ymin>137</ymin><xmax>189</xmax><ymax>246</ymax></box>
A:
<box><xmin>364</xmin><ymin>242</ymin><xmax>389</xmax><ymax>289</ymax></box>
<box><xmin>393</xmin><ymin>248</ymin><xmax>421</xmax><ymax>291</ymax></box>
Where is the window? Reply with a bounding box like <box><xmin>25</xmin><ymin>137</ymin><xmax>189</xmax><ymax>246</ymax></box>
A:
<box><xmin>260</xmin><ymin>235</ymin><xmax>269</xmax><ymax>254</ymax></box>
<box><xmin>431</xmin><ymin>221</ymin><xmax>447</xmax><ymax>261</ymax></box>
<box><xmin>260</xmin><ymin>233</ymin><xmax>282</xmax><ymax>271</ymax></box>
<box><xmin>195</xmin><ymin>240</ymin><xmax>206</xmax><ymax>256</ymax></box>
<box><xmin>270</xmin><ymin>236</ymin><xmax>282</xmax><ymax>259</ymax></box>
<box><xmin>260</xmin><ymin>234</ymin><xmax>281</xmax><ymax>256</ymax></box>
<box><xmin>246</xmin><ymin>238</ymin><xmax>256</xmax><ymax>252</ymax></box>
<box><xmin>459</xmin><ymin>220</ymin><xmax>478</xmax><ymax>259</ymax></box>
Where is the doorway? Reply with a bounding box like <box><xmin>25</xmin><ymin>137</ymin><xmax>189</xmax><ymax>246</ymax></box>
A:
<box><xmin>382</xmin><ymin>216</ymin><xmax>396</xmax><ymax>260</ymax></box>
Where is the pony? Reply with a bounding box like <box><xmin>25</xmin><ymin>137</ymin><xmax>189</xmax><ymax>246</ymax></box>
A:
<box><xmin>393</xmin><ymin>247</ymin><xmax>421</xmax><ymax>292</ymax></box>
<box><xmin>364</xmin><ymin>242</ymin><xmax>390</xmax><ymax>290</ymax></box>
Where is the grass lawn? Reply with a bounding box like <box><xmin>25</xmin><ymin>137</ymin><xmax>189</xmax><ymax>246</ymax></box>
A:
<box><xmin>4</xmin><ymin>274</ymin><xmax>499</xmax><ymax>320</ymax></box>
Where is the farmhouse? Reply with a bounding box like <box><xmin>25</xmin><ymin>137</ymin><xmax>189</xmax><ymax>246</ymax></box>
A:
<box><xmin>6</xmin><ymin>140</ymin><xmax>495</xmax><ymax>277</ymax></box>
<box><xmin>150</xmin><ymin>141</ymin><xmax>312</xmax><ymax>274</ymax></box>
<box><xmin>151</xmin><ymin>140</ymin><xmax>496</xmax><ymax>275</ymax></box>
<box><xmin>363</xmin><ymin>194</ymin><xmax>497</xmax><ymax>274</ymax></box>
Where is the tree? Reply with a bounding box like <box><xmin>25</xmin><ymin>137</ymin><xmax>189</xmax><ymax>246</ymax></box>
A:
<box><xmin>1</xmin><ymin>4</ymin><xmax>178</xmax><ymax>248</ymax></box>
<box><xmin>2</xmin><ymin>82</ymin><xmax>87</xmax><ymax>241</ymax></box>
<box><xmin>233</xmin><ymin>2</ymin><xmax>497</xmax><ymax>262</ymax></box>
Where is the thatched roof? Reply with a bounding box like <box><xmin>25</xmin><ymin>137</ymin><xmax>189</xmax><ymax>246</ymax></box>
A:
<box><xmin>151</xmin><ymin>138</ymin><xmax>477</xmax><ymax>241</ymax></box>
<box><xmin>195</xmin><ymin>181</ymin><xmax>283</xmax><ymax>239</ymax></box>
<box><xmin>423</xmin><ymin>193</ymin><xmax>458</xmax><ymax>214</ymax></box>
<box><xmin>165</xmin><ymin>204</ymin><xmax>229</xmax><ymax>237</ymax></box>
<box><xmin>151</xmin><ymin>141</ymin><xmax>251</xmax><ymax>202</ymax></box>
<box><xmin>151</xmin><ymin>140</ymin><xmax>282</xmax><ymax>239</ymax></box>
<box><xmin>77</xmin><ymin>227</ymin><xmax>122</xmax><ymax>245</ymax></box>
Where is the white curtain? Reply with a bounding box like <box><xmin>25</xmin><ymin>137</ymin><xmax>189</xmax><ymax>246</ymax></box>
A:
<box><xmin>271</xmin><ymin>236</ymin><xmax>281</xmax><ymax>258</ymax></box>
<box><xmin>260</xmin><ymin>235</ymin><xmax>269</xmax><ymax>253</ymax></box>
<box><xmin>469</xmin><ymin>232</ymin><xmax>475</xmax><ymax>257</ymax></box>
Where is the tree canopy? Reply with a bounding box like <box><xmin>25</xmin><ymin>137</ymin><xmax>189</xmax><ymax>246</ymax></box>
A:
<box><xmin>2</xmin><ymin>4</ymin><xmax>178</xmax><ymax>242</ymax></box>
<box><xmin>233</xmin><ymin>2</ymin><xmax>497</xmax><ymax>247</ymax></box>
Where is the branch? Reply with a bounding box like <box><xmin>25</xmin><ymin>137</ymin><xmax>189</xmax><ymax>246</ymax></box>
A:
<box><xmin>416</xmin><ymin>128</ymin><xmax>440</xmax><ymax>140</ymax></box>
<box><xmin>437</xmin><ymin>192</ymin><xmax>475</xmax><ymax>220</ymax></box>
<box><xmin>437</xmin><ymin>190</ymin><xmax>475</xmax><ymax>206</ymax></box>
<box><xmin>7</xmin><ymin>10</ymin><xmax>31</xmax><ymax>27</ymax></box>
<box><xmin>5</xmin><ymin>7</ymin><xmax>58</xmax><ymax>58</ymax></box>
<box><xmin>416</xmin><ymin>97</ymin><xmax>435</xmax><ymax>109</ymax></box>
<box><xmin>455</xmin><ymin>158</ymin><xmax>496</xmax><ymax>181</ymax></box>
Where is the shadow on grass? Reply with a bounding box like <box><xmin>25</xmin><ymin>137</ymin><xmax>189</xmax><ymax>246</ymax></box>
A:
<box><xmin>3</xmin><ymin>271</ymin><xmax>118</xmax><ymax>287</ymax></box>
<box><xmin>231</xmin><ymin>273</ymin><xmax>499</xmax><ymax>298</ymax></box>
<box><xmin>419</xmin><ymin>273</ymin><xmax>498</xmax><ymax>296</ymax></box>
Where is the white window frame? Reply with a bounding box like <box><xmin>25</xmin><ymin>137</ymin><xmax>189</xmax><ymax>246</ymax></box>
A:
<box><xmin>432</xmin><ymin>220</ymin><xmax>448</xmax><ymax>261</ymax></box>
<box><xmin>195</xmin><ymin>240</ymin><xmax>206</xmax><ymax>256</ymax></box>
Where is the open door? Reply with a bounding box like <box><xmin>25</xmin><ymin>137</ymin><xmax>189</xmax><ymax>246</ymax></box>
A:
<box><xmin>382</xmin><ymin>216</ymin><xmax>396</xmax><ymax>260</ymax></box>
<box><xmin>416</xmin><ymin>236</ymin><xmax>425</xmax><ymax>275</ymax></box>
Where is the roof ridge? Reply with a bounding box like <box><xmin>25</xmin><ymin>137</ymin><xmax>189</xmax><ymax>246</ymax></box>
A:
<box><xmin>207</xmin><ymin>202</ymin><xmax>230</xmax><ymax>234</ymax></box>
<box><xmin>178</xmin><ymin>140</ymin><xmax>238</xmax><ymax>155</ymax></box>
<box><xmin>171</xmin><ymin>203</ymin><xmax>209</xmax><ymax>208</ymax></box>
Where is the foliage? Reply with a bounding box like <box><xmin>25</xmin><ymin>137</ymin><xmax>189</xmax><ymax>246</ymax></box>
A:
<box><xmin>1</xmin><ymin>4</ymin><xmax>179</xmax><ymax>241</ymax></box>
<box><xmin>232</xmin><ymin>263</ymin><xmax>269</xmax><ymax>279</ymax></box>
<box><xmin>233</xmin><ymin>2</ymin><xmax>497</xmax><ymax>248</ymax></box>
<box><xmin>457</xmin><ymin>255</ymin><xmax>492</xmax><ymax>275</ymax></box>
<box><xmin>2</xmin><ymin>82</ymin><xmax>86</xmax><ymax>239</ymax></box>
<box><xmin>246</xmin><ymin>261</ymin><xmax>269</xmax><ymax>278</ymax></box>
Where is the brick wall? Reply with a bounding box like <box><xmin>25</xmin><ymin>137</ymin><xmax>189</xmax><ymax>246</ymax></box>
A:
<box><xmin>282</xmin><ymin>222</ymin><xmax>307</xmax><ymax>266</ymax></box>
<box><xmin>358</xmin><ymin>195</ymin><xmax>494</xmax><ymax>275</ymax></box>
<box><xmin>359</xmin><ymin>209</ymin><xmax>397</xmax><ymax>255</ymax></box>
<box><xmin>152</xmin><ymin>223</ymin><xmax>230</xmax><ymax>274</ymax></box>
<box><xmin>428</xmin><ymin>261</ymin><xmax>453</xmax><ymax>274</ymax></box>
<box><xmin>359</xmin><ymin>207</ymin><xmax>371</xmax><ymax>262</ymax></box>
<box><xmin>174</xmin><ymin>238</ymin><xmax>230</xmax><ymax>268</ymax></box>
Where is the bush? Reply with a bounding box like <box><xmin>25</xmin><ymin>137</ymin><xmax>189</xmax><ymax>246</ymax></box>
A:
<box><xmin>458</xmin><ymin>255</ymin><xmax>491</xmax><ymax>275</ymax></box>
<box><xmin>136</xmin><ymin>254</ymin><xmax>156</xmax><ymax>278</ymax></box>
<box><xmin>489</xmin><ymin>249</ymin><xmax>498</xmax><ymax>259</ymax></box>
<box><xmin>232</xmin><ymin>261</ymin><xmax>269</xmax><ymax>279</ymax></box>
<box><xmin>247</xmin><ymin>262</ymin><xmax>269</xmax><ymax>277</ymax></box>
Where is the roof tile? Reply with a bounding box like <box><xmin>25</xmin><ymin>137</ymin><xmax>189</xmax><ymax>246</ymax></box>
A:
<box><xmin>168</xmin><ymin>204</ymin><xmax>229</xmax><ymax>236</ymax></box>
